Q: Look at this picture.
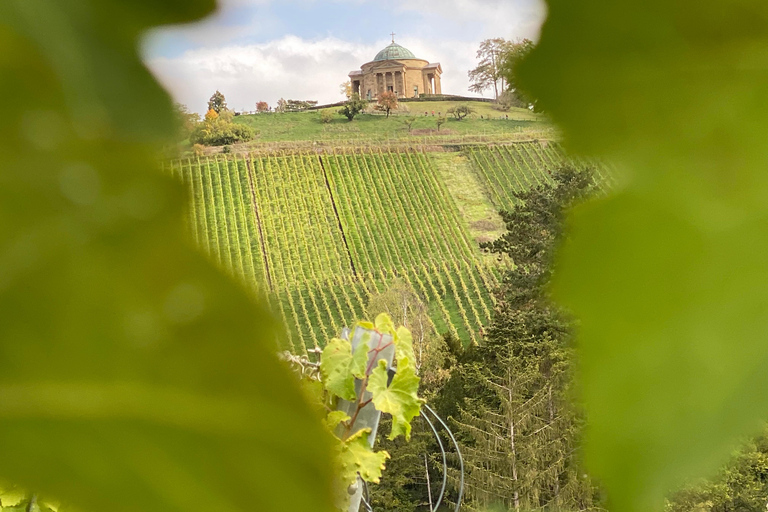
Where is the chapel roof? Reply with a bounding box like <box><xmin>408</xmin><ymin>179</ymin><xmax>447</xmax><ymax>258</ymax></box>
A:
<box><xmin>373</xmin><ymin>42</ymin><xmax>417</xmax><ymax>61</ymax></box>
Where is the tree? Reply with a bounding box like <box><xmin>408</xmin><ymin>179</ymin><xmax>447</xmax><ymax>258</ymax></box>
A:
<box><xmin>447</xmin><ymin>104</ymin><xmax>474</xmax><ymax>120</ymax></box>
<box><xmin>275</xmin><ymin>98</ymin><xmax>287</xmax><ymax>113</ymax></box>
<box><xmin>402</xmin><ymin>117</ymin><xmax>416</xmax><ymax>133</ymax></box>
<box><xmin>191</xmin><ymin>109</ymin><xmax>257</xmax><ymax>146</ymax></box>
<box><xmin>366</xmin><ymin>279</ymin><xmax>452</xmax><ymax>395</ymax></box>
<box><xmin>445</xmin><ymin>168</ymin><xmax>600</xmax><ymax>512</ymax></box>
<box><xmin>340</xmin><ymin>80</ymin><xmax>352</xmax><ymax>99</ymax></box>
<box><xmin>436</xmin><ymin>116</ymin><xmax>446</xmax><ymax>131</ymax></box>
<box><xmin>172</xmin><ymin>103</ymin><xmax>200</xmax><ymax>141</ymax></box>
<box><xmin>377</xmin><ymin>91</ymin><xmax>398</xmax><ymax>118</ymax></box>
<box><xmin>207</xmin><ymin>90</ymin><xmax>227</xmax><ymax>113</ymax></box>
<box><xmin>338</xmin><ymin>93</ymin><xmax>367</xmax><ymax>121</ymax></box>
<box><xmin>256</xmin><ymin>101</ymin><xmax>270</xmax><ymax>113</ymax></box>
<box><xmin>499</xmin><ymin>39</ymin><xmax>537</xmax><ymax>109</ymax></box>
<box><xmin>468</xmin><ymin>38</ymin><xmax>513</xmax><ymax>100</ymax></box>
<box><xmin>366</xmin><ymin>283</ymin><xmax>454</xmax><ymax>512</ymax></box>
<box><xmin>667</xmin><ymin>426</ymin><xmax>768</xmax><ymax>512</ymax></box>
<box><xmin>204</xmin><ymin>108</ymin><xmax>218</xmax><ymax>122</ymax></box>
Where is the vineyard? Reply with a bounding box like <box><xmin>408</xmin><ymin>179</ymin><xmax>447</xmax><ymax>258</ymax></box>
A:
<box><xmin>166</xmin><ymin>142</ymin><xmax>602</xmax><ymax>352</ymax></box>
<box><xmin>167</xmin><ymin>148</ymin><xmax>513</xmax><ymax>353</ymax></box>
<box><xmin>464</xmin><ymin>142</ymin><xmax>613</xmax><ymax>211</ymax></box>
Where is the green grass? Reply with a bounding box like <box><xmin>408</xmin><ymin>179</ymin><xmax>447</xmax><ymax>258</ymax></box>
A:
<box><xmin>429</xmin><ymin>152</ymin><xmax>505</xmax><ymax>246</ymax></box>
<box><xmin>232</xmin><ymin>101</ymin><xmax>550</xmax><ymax>143</ymax></box>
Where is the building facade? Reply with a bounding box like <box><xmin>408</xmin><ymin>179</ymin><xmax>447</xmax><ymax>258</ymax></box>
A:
<box><xmin>349</xmin><ymin>39</ymin><xmax>442</xmax><ymax>100</ymax></box>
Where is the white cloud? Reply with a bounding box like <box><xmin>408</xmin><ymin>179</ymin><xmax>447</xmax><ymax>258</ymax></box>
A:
<box><xmin>147</xmin><ymin>36</ymin><xmax>373</xmax><ymax>112</ymax></box>
<box><xmin>146</xmin><ymin>35</ymin><xmax>496</xmax><ymax>113</ymax></box>
<box><xmin>393</xmin><ymin>0</ymin><xmax>546</xmax><ymax>41</ymax></box>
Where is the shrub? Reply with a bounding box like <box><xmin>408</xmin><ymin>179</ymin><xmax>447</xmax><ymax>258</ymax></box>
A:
<box><xmin>222</xmin><ymin>145</ymin><xmax>232</xmax><ymax>154</ymax></box>
<box><xmin>338</xmin><ymin>93</ymin><xmax>368</xmax><ymax>121</ymax></box>
<box><xmin>192</xmin><ymin>144</ymin><xmax>206</xmax><ymax>157</ymax></box>
<box><xmin>447</xmin><ymin>104</ymin><xmax>474</xmax><ymax>120</ymax></box>
<box><xmin>320</xmin><ymin>109</ymin><xmax>335</xmax><ymax>124</ymax></box>
<box><xmin>190</xmin><ymin>120</ymin><xmax>257</xmax><ymax>146</ymax></box>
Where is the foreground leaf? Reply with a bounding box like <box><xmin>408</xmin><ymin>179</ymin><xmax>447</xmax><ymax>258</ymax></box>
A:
<box><xmin>321</xmin><ymin>338</ymin><xmax>369</xmax><ymax>401</ymax></box>
<box><xmin>518</xmin><ymin>1</ymin><xmax>768</xmax><ymax>511</ymax></box>
<box><xmin>368</xmin><ymin>360</ymin><xmax>422</xmax><ymax>440</ymax></box>
<box><xmin>0</xmin><ymin>2</ymin><xmax>334</xmax><ymax>512</ymax></box>
<box><xmin>336</xmin><ymin>429</ymin><xmax>390</xmax><ymax>486</ymax></box>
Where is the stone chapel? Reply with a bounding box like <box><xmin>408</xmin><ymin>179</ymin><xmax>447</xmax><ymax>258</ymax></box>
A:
<box><xmin>348</xmin><ymin>36</ymin><xmax>442</xmax><ymax>100</ymax></box>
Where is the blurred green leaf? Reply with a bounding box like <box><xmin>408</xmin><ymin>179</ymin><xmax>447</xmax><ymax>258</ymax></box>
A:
<box><xmin>518</xmin><ymin>1</ymin><xmax>768</xmax><ymax>512</ymax></box>
<box><xmin>0</xmin><ymin>2</ymin><xmax>334</xmax><ymax>512</ymax></box>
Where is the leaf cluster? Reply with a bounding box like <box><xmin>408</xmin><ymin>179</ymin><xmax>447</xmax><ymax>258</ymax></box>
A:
<box><xmin>316</xmin><ymin>314</ymin><xmax>424</xmax><ymax>493</ymax></box>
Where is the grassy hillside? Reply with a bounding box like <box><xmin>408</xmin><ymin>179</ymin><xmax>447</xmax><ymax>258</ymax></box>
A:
<box><xmin>232</xmin><ymin>101</ymin><xmax>549</xmax><ymax>143</ymax></box>
<box><xmin>168</xmin><ymin>142</ymin><xmax>591</xmax><ymax>349</ymax></box>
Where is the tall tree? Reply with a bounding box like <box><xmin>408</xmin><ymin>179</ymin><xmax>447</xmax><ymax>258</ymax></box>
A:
<box><xmin>207</xmin><ymin>90</ymin><xmax>227</xmax><ymax>113</ymax></box>
<box><xmin>468</xmin><ymin>38</ymin><xmax>513</xmax><ymax>100</ymax></box>
<box><xmin>367</xmin><ymin>281</ymin><xmax>454</xmax><ymax>512</ymax></box>
<box><xmin>447</xmin><ymin>168</ymin><xmax>600</xmax><ymax>511</ymax></box>
<box><xmin>499</xmin><ymin>39</ymin><xmax>537</xmax><ymax>109</ymax></box>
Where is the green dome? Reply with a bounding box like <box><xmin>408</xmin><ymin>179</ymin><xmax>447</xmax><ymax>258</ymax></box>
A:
<box><xmin>373</xmin><ymin>42</ymin><xmax>416</xmax><ymax>61</ymax></box>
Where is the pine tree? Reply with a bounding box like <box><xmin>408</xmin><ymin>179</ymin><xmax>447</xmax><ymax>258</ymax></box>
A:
<box><xmin>447</xmin><ymin>167</ymin><xmax>600</xmax><ymax>511</ymax></box>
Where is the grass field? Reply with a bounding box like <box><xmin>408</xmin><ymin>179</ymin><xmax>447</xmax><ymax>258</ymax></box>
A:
<box><xmin>168</xmin><ymin>140</ymin><xmax>598</xmax><ymax>350</ymax></box>
<box><xmin>232</xmin><ymin>101</ymin><xmax>549</xmax><ymax>143</ymax></box>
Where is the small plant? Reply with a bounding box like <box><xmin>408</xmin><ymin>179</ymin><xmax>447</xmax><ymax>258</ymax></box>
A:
<box><xmin>294</xmin><ymin>314</ymin><xmax>423</xmax><ymax>505</ymax></box>
<box><xmin>320</xmin><ymin>109</ymin><xmax>335</xmax><ymax>124</ymax></box>
<box><xmin>192</xmin><ymin>143</ymin><xmax>206</xmax><ymax>157</ymax></box>
<box><xmin>338</xmin><ymin>93</ymin><xmax>368</xmax><ymax>121</ymax></box>
<box><xmin>436</xmin><ymin>115</ymin><xmax>447</xmax><ymax>131</ymax></box>
<box><xmin>402</xmin><ymin>117</ymin><xmax>416</xmax><ymax>133</ymax></box>
<box><xmin>222</xmin><ymin>145</ymin><xmax>232</xmax><ymax>154</ymax></box>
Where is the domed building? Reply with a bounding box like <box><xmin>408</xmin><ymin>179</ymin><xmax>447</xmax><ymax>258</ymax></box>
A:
<box><xmin>348</xmin><ymin>36</ymin><xmax>442</xmax><ymax>100</ymax></box>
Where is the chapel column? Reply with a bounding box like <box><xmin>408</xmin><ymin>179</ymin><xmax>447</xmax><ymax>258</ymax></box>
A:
<box><xmin>434</xmin><ymin>75</ymin><xmax>442</xmax><ymax>95</ymax></box>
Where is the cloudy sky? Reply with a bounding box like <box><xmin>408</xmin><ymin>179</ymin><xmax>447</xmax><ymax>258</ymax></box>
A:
<box><xmin>142</xmin><ymin>0</ymin><xmax>546</xmax><ymax>114</ymax></box>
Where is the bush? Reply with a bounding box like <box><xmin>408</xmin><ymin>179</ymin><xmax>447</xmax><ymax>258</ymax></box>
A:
<box><xmin>192</xmin><ymin>144</ymin><xmax>206</xmax><ymax>157</ymax></box>
<box><xmin>190</xmin><ymin>120</ymin><xmax>257</xmax><ymax>146</ymax></box>
<box><xmin>222</xmin><ymin>145</ymin><xmax>232</xmax><ymax>154</ymax></box>
<box><xmin>447</xmin><ymin>104</ymin><xmax>474</xmax><ymax>120</ymax></box>
<box><xmin>338</xmin><ymin>93</ymin><xmax>368</xmax><ymax>121</ymax></box>
<box><xmin>319</xmin><ymin>110</ymin><xmax>335</xmax><ymax>124</ymax></box>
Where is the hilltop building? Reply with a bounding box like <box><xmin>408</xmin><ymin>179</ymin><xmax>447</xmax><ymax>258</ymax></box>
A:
<box><xmin>349</xmin><ymin>36</ymin><xmax>442</xmax><ymax>100</ymax></box>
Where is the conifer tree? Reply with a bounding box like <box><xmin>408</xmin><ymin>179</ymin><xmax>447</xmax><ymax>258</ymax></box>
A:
<box><xmin>448</xmin><ymin>167</ymin><xmax>600</xmax><ymax>511</ymax></box>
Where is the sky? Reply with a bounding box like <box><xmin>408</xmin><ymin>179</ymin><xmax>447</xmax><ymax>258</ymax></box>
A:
<box><xmin>141</xmin><ymin>0</ymin><xmax>546</xmax><ymax>114</ymax></box>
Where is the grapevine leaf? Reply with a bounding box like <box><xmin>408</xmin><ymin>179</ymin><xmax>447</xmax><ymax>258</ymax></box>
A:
<box><xmin>324</xmin><ymin>411</ymin><xmax>351</xmax><ymax>435</ymax></box>
<box><xmin>336</xmin><ymin>429</ymin><xmax>390</xmax><ymax>486</ymax></box>
<box><xmin>368</xmin><ymin>360</ymin><xmax>422</xmax><ymax>440</ymax></box>
<box><xmin>394</xmin><ymin>326</ymin><xmax>416</xmax><ymax>372</ymax></box>
<box><xmin>374</xmin><ymin>313</ymin><xmax>395</xmax><ymax>335</ymax></box>
<box><xmin>0</xmin><ymin>2</ymin><xmax>335</xmax><ymax>512</ymax></box>
<box><xmin>356</xmin><ymin>321</ymin><xmax>375</xmax><ymax>331</ymax></box>
<box><xmin>517</xmin><ymin>1</ymin><xmax>768</xmax><ymax>511</ymax></box>
<box><xmin>320</xmin><ymin>338</ymin><xmax>369</xmax><ymax>401</ymax></box>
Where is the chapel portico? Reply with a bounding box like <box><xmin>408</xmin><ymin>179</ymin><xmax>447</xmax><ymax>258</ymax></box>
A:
<box><xmin>349</xmin><ymin>35</ymin><xmax>442</xmax><ymax>100</ymax></box>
